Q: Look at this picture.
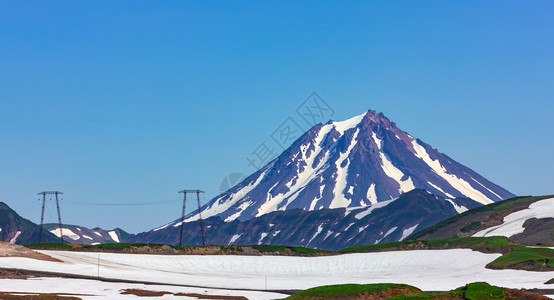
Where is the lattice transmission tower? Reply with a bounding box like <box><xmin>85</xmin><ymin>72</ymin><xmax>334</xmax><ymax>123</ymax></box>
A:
<box><xmin>178</xmin><ymin>189</ymin><xmax>205</xmax><ymax>246</ymax></box>
<box><xmin>37</xmin><ymin>191</ymin><xmax>64</xmax><ymax>243</ymax></box>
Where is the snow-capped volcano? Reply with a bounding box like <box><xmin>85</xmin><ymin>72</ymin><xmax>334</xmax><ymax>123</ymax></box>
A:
<box><xmin>176</xmin><ymin>110</ymin><xmax>514</xmax><ymax>225</ymax></box>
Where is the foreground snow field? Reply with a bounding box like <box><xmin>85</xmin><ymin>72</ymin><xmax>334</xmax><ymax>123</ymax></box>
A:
<box><xmin>0</xmin><ymin>277</ymin><xmax>286</xmax><ymax>300</ymax></box>
<box><xmin>0</xmin><ymin>249</ymin><xmax>552</xmax><ymax>294</ymax></box>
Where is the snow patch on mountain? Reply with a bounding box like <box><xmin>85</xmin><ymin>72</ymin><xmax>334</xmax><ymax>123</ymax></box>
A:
<box><xmin>354</xmin><ymin>199</ymin><xmax>396</xmax><ymax>220</ymax></box>
<box><xmin>108</xmin><ymin>231</ymin><xmax>120</xmax><ymax>243</ymax></box>
<box><xmin>50</xmin><ymin>228</ymin><xmax>80</xmax><ymax>241</ymax></box>
<box><xmin>446</xmin><ymin>199</ymin><xmax>468</xmax><ymax>214</ymax></box>
<box><xmin>470</xmin><ymin>176</ymin><xmax>503</xmax><ymax>200</ymax></box>
<box><xmin>330</xmin><ymin>129</ymin><xmax>360</xmax><ymax>208</ymax></box>
<box><xmin>373</xmin><ymin>132</ymin><xmax>416</xmax><ymax>194</ymax></box>
<box><xmin>376</xmin><ymin>226</ymin><xmax>397</xmax><ymax>243</ymax></box>
<box><xmin>229</xmin><ymin>234</ymin><xmax>242</xmax><ymax>245</ymax></box>
<box><xmin>366</xmin><ymin>184</ymin><xmax>377</xmax><ymax>204</ymax></box>
<box><xmin>400</xmin><ymin>224</ymin><xmax>419</xmax><ymax>241</ymax></box>
<box><xmin>257</xmin><ymin>126</ymin><xmax>334</xmax><ymax>216</ymax></box>
<box><xmin>9</xmin><ymin>231</ymin><xmax>21</xmax><ymax>244</ymax></box>
<box><xmin>307</xmin><ymin>224</ymin><xmax>324</xmax><ymax>246</ymax></box>
<box><xmin>427</xmin><ymin>181</ymin><xmax>455</xmax><ymax>198</ymax></box>
<box><xmin>332</xmin><ymin>112</ymin><xmax>366</xmax><ymax>134</ymax></box>
<box><xmin>258</xmin><ymin>233</ymin><xmax>268</xmax><ymax>244</ymax></box>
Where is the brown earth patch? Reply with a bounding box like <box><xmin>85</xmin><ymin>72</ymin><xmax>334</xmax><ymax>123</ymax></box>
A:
<box><xmin>0</xmin><ymin>292</ymin><xmax>82</xmax><ymax>300</ymax></box>
<box><xmin>0</xmin><ymin>269</ymin><xmax>32</xmax><ymax>279</ymax></box>
<box><xmin>287</xmin><ymin>287</ymin><xmax>423</xmax><ymax>300</ymax></box>
<box><xmin>120</xmin><ymin>289</ymin><xmax>173</xmax><ymax>296</ymax></box>
<box><xmin>0</xmin><ymin>241</ymin><xmax>61</xmax><ymax>262</ymax></box>
<box><xmin>120</xmin><ymin>289</ymin><xmax>250</xmax><ymax>299</ymax></box>
<box><xmin>505</xmin><ymin>289</ymin><xmax>551</xmax><ymax>300</ymax></box>
<box><xmin>174</xmin><ymin>292</ymin><xmax>248</xmax><ymax>299</ymax></box>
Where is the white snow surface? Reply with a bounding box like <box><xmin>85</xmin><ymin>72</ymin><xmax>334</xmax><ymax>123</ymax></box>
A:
<box><xmin>473</xmin><ymin>197</ymin><xmax>554</xmax><ymax>238</ymax></box>
<box><xmin>0</xmin><ymin>249</ymin><xmax>552</xmax><ymax>293</ymax></box>
<box><xmin>108</xmin><ymin>230</ymin><xmax>120</xmax><ymax>243</ymax></box>
<box><xmin>0</xmin><ymin>277</ymin><xmax>285</xmax><ymax>300</ymax></box>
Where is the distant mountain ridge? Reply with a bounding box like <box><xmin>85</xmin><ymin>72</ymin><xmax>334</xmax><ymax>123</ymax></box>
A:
<box><xmin>164</xmin><ymin>110</ymin><xmax>513</xmax><ymax>228</ymax></box>
<box><xmin>43</xmin><ymin>223</ymin><xmax>129</xmax><ymax>244</ymax></box>
<box><xmin>0</xmin><ymin>202</ymin><xmax>129</xmax><ymax>245</ymax></box>
<box><xmin>129</xmin><ymin>189</ymin><xmax>483</xmax><ymax>250</ymax></box>
<box><xmin>0</xmin><ymin>202</ymin><xmax>59</xmax><ymax>244</ymax></box>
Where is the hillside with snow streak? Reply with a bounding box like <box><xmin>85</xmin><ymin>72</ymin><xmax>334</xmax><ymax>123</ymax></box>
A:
<box><xmin>409</xmin><ymin>195</ymin><xmax>554</xmax><ymax>247</ymax></box>
<box><xmin>175</xmin><ymin>110</ymin><xmax>513</xmax><ymax>225</ymax></box>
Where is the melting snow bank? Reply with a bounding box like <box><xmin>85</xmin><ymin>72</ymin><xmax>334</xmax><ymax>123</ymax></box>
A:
<box><xmin>473</xmin><ymin>197</ymin><xmax>554</xmax><ymax>238</ymax></box>
<box><xmin>0</xmin><ymin>249</ymin><xmax>552</xmax><ymax>292</ymax></box>
<box><xmin>0</xmin><ymin>277</ymin><xmax>285</xmax><ymax>300</ymax></box>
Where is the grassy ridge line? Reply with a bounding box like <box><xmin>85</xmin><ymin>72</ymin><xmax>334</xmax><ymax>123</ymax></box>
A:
<box><xmin>26</xmin><ymin>237</ymin><xmax>554</xmax><ymax>271</ymax></box>
<box><xmin>285</xmin><ymin>282</ymin><xmax>511</xmax><ymax>299</ymax></box>
<box><xmin>25</xmin><ymin>243</ymin><xmax>328</xmax><ymax>255</ymax></box>
<box><xmin>285</xmin><ymin>283</ymin><xmax>421</xmax><ymax>299</ymax></box>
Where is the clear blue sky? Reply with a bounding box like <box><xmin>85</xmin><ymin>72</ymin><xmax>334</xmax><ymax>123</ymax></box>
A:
<box><xmin>1</xmin><ymin>1</ymin><xmax>553</xmax><ymax>234</ymax></box>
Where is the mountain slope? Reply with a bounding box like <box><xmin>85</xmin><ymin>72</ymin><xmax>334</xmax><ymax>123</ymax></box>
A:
<box><xmin>128</xmin><ymin>189</ymin><xmax>482</xmax><ymax>250</ymax></box>
<box><xmin>43</xmin><ymin>224</ymin><xmax>130</xmax><ymax>244</ymax></box>
<box><xmin>0</xmin><ymin>202</ymin><xmax>60</xmax><ymax>244</ymax></box>
<box><xmin>168</xmin><ymin>110</ymin><xmax>513</xmax><ymax>227</ymax></box>
<box><xmin>409</xmin><ymin>194</ymin><xmax>554</xmax><ymax>246</ymax></box>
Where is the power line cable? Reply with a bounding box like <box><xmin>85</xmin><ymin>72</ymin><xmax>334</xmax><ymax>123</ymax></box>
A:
<box><xmin>63</xmin><ymin>198</ymin><xmax>181</xmax><ymax>206</ymax></box>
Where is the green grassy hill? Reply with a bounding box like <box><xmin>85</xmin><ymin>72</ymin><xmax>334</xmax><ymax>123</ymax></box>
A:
<box><xmin>284</xmin><ymin>282</ymin><xmax>548</xmax><ymax>299</ymax></box>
